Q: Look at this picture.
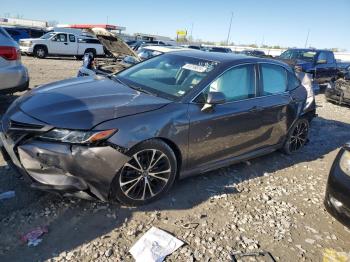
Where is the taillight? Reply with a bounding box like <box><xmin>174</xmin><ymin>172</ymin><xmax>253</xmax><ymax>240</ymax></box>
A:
<box><xmin>0</xmin><ymin>46</ymin><xmax>19</xmax><ymax>60</ymax></box>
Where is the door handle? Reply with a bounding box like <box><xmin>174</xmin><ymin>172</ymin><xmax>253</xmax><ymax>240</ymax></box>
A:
<box><xmin>249</xmin><ymin>106</ymin><xmax>264</xmax><ymax>112</ymax></box>
<box><xmin>64</xmin><ymin>43</ymin><xmax>68</xmax><ymax>45</ymax></box>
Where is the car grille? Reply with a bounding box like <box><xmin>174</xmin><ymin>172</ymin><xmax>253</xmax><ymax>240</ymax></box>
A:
<box><xmin>5</xmin><ymin>120</ymin><xmax>45</xmax><ymax>144</ymax></box>
<box><xmin>9</xmin><ymin>120</ymin><xmax>44</xmax><ymax>130</ymax></box>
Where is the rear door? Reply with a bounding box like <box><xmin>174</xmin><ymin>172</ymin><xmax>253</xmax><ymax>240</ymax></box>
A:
<box><xmin>66</xmin><ymin>34</ymin><xmax>78</xmax><ymax>55</ymax></box>
<box><xmin>256</xmin><ymin>63</ymin><xmax>292</xmax><ymax>146</ymax></box>
<box><xmin>188</xmin><ymin>64</ymin><xmax>269</xmax><ymax>170</ymax></box>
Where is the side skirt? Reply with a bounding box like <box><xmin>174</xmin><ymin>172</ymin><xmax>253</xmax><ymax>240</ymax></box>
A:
<box><xmin>180</xmin><ymin>143</ymin><xmax>283</xmax><ymax>179</ymax></box>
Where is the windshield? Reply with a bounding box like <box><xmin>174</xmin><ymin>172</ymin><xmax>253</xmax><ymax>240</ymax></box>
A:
<box><xmin>116</xmin><ymin>54</ymin><xmax>219</xmax><ymax>101</ymax></box>
<box><xmin>280</xmin><ymin>50</ymin><xmax>317</xmax><ymax>62</ymax></box>
<box><xmin>40</xmin><ymin>32</ymin><xmax>56</xmax><ymax>39</ymax></box>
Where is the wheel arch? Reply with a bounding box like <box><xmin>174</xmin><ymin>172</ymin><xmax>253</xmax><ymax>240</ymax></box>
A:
<box><xmin>33</xmin><ymin>44</ymin><xmax>48</xmax><ymax>52</ymax></box>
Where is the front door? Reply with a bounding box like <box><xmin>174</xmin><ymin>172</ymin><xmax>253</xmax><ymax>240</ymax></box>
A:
<box><xmin>187</xmin><ymin>64</ymin><xmax>267</xmax><ymax>170</ymax></box>
<box><xmin>49</xmin><ymin>33</ymin><xmax>69</xmax><ymax>54</ymax></box>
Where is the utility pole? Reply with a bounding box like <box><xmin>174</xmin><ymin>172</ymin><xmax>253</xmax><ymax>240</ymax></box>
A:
<box><xmin>190</xmin><ymin>22</ymin><xmax>194</xmax><ymax>42</ymax></box>
<box><xmin>226</xmin><ymin>12</ymin><xmax>234</xmax><ymax>45</ymax></box>
<box><xmin>304</xmin><ymin>29</ymin><xmax>310</xmax><ymax>48</ymax></box>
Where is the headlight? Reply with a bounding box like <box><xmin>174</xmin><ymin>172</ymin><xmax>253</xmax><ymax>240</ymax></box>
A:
<box><xmin>339</xmin><ymin>150</ymin><xmax>350</xmax><ymax>176</ymax></box>
<box><xmin>38</xmin><ymin>128</ymin><xmax>117</xmax><ymax>144</ymax></box>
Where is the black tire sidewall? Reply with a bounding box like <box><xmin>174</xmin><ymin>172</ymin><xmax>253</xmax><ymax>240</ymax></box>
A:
<box><xmin>111</xmin><ymin>139</ymin><xmax>177</xmax><ymax>206</ymax></box>
<box><xmin>283</xmin><ymin>118</ymin><xmax>310</xmax><ymax>155</ymax></box>
<box><xmin>34</xmin><ymin>46</ymin><xmax>46</xmax><ymax>58</ymax></box>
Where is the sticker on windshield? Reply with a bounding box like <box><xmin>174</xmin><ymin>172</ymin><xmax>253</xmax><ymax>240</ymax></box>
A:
<box><xmin>182</xmin><ymin>64</ymin><xmax>207</xmax><ymax>73</ymax></box>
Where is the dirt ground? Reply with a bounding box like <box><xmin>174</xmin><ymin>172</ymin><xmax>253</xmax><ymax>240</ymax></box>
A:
<box><xmin>0</xmin><ymin>56</ymin><xmax>349</xmax><ymax>262</ymax></box>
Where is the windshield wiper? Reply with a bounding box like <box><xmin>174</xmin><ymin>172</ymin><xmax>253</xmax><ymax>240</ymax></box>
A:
<box><xmin>127</xmin><ymin>84</ymin><xmax>156</xmax><ymax>96</ymax></box>
<box><xmin>108</xmin><ymin>75</ymin><xmax>157</xmax><ymax>96</ymax></box>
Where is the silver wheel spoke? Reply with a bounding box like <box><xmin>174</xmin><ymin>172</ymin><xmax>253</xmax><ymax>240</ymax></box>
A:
<box><xmin>124</xmin><ymin>162</ymin><xmax>142</xmax><ymax>172</ymax></box>
<box><xmin>149</xmin><ymin>153</ymin><xmax>166</xmax><ymax>169</ymax></box>
<box><xmin>133</xmin><ymin>153</ymin><xmax>143</xmax><ymax>170</ymax></box>
<box><xmin>146</xmin><ymin>180</ymin><xmax>156</xmax><ymax>197</ymax></box>
<box><xmin>141</xmin><ymin>179</ymin><xmax>147</xmax><ymax>200</ymax></box>
<box><xmin>120</xmin><ymin>177</ymin><xmax>141</xmax><ymax>187</ymax></box>
<box><xmin>148</xmin><ymin>149</ymin><xmax>157</xmax><ymax>170</ymax></box>
<box><xmin>149</xmin><ymin>173</ymin><xmax>169</xmax><ymax>182</ymax></box>
<box><xmin>124</xmin><ymin>178</ymin><xmax>141</xmax><ymax>194</ymax></box>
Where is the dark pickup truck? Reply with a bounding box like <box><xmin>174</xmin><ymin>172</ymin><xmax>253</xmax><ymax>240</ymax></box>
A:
<box><xmin>278</xmin><ymin>48</ymin><xmax>350</xmax><ymax>85</ymax></box>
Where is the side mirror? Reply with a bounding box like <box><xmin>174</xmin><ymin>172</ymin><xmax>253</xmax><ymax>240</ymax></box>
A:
<box><xmin>201</xmin><ymin>92</ymin><xmax>226</xmax><ymax>112</ymax></box>
<box><xmin>316</xmin><ymin>59</ymin><xmax>327</xmax><ymax>64</ymax></box>
<box><xmin>207</xmin><ymin>92</ymin><xmax>226</xmax><ymax>104</ymax></box>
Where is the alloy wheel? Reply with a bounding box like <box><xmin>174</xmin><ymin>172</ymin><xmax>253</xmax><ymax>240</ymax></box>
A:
<box><xmin>119</xmin><ymin>149</ymin><xmax>171</xmax><ymax>201</ymax></box>
<box><xmin>289</xmin><ymin>120</ymin><xmax>309</xmax><ymax>152</ymax></box>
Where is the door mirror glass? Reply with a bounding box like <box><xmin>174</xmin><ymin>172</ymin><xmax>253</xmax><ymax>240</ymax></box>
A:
<box><xmin>206</xmin><ymin>91</ymin><xmax>226</xmax><ymax>104</ymax></box>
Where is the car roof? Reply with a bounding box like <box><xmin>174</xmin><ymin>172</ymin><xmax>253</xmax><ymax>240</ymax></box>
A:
<box><xmin>142</xmin><ymin>45</ymin><xmax>190</xmax><ymax>53</ymax></box>
<box><xmin>169</xmin><ymin>50</ymin><xmax>290</xmax><ymax>68</ymax></box>
<box><xmin>286</xmin><ymin>48</ymin><xmax>331</xmax><ymax>52</ymax></box>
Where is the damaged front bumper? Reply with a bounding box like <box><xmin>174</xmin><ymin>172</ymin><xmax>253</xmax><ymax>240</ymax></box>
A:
<box><xmin>0</xmin><ymin>130</ymin><xmax>130</xmax><ymax>201</ymax></box>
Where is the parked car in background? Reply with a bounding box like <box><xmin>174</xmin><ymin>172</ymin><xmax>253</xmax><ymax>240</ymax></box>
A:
<box><xmin>77</xmin><ymin>28</ymin><xmax>140</xmax><ymax>77</ymax></box>
<box><xmin>324</xmin><ymin>142</ymin><xmax>350</xmax><ymax>228</ymax></box>
<box><xmin>241</xmin><ymin>49</ymin><xmax>266</xmax><ymax>57</ymax></box>
<box><xmin>1</xmin><ymin>51</ymin><xmax>315</xmax><ymax>205</ymax></box>
<box><xmin>0</xmin><ymin>27</ymin><xmax>29</xmax><ymax>94</ymax></box>
<box><xmin>3</xmin><ymin>26</ymin><xmax>46</xmax><ymax>42</ymax></box>
<box><xmin>78</xmin><ymin>41</ymin><xmax>188</xmax><ymax>77</ymax></box>
<box><xmin>137</xmin><ymin>45</ymin><xmax>189</xmax><ymax>60</ymax></box>
<box><xmin>19</xmin><ymin>31</ymin><xmax>104</xmax><ymax>59</ymax></box>
<box><xmin>206</xmin><ymin>46</ymin><xmax>232</xmax><ymax>53</ymax></box>
<box><xmin>278</xmin><ymin>49</ymin><xmax>346</xmax><ymax>85</ymax></box>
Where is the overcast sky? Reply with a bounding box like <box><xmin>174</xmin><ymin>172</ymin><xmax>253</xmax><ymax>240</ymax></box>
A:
<box><xmin>2</xmin><ymin>0</ymin><xmax>350</xmax><ymax>50</ymax></box>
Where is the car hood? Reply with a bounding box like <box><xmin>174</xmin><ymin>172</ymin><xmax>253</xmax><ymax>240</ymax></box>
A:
<box><xmin>19</xmin><ymin>76</ymin><xmax>171</xmax><ymax>129</ymax></box>
<box><xmin>20</xmin><ymin>38</ymin><xmax>45</xmax><ymax>42</ymax></box>
<box><xmin>86</xmin><ymin>28</ymin><xmax>139</xmax><ymax>60</ymax></box>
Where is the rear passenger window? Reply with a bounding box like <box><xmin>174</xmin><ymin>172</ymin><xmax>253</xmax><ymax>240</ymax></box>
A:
<box><xmin>69</xmin><ymin>34</ymin><xmax>76</xmax><ymax>42</ymax></box>
<box><xmin>261</xmin><ymin>64</ymin><xmax>287</xmax><ymax>95</ymax></box>
<box><xmin>208</xmin><ymin>64</ymin><xmax>256</xmax><ymax>102</ymax></box>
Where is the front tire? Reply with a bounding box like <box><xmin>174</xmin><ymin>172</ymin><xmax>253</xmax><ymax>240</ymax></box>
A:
<box><xmin>111</xmin><ymin>139</ymin><xmax>177</xmax><ymax>206</ymax></box>
<box><xmin>282</xmin><ymin>118</ymin><xmax>310</xmax><ymax>155</ymax></box>
<box><xmin>34</xmin><ymin>46</ymin><xmax>47</xmax><ymax>58</ymax></box>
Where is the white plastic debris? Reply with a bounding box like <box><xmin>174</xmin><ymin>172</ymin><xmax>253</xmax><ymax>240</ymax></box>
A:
<box><xmin>0</xmin><ymin>191</ymin><xmax>15</xmax><ymax>200</ymax></box>
<box><xmin>129</xmin><ymin>227</ymin><xmax>184</xmax><ymax>262</ymax></box>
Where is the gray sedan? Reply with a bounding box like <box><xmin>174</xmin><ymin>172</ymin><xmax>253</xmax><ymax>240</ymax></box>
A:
<box><xmin>0</xmin><ymin>27</ymin><xmax>29</xmax><ymax>94</ymax></box>
<box><xmin>0</xmin><ymin>51</ymin><xmax>315</xmax><ymax>205</ymax></box>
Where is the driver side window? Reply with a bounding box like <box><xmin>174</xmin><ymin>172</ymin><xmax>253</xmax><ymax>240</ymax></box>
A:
<box><xmin>201</xmin><ymin>64</ymin><xmax>256</xmax><ymax>103</ymax></box>
<box><xmin>52</xmin><ymin>33</ymin><xmax>67</xmax><ymax>42</ymax></box>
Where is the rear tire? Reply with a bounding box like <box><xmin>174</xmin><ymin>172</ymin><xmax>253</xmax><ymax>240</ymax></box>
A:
<box><xmin>282</xmin><ymin>118</ymin><xmax>310</xmax><ymax>155</ymax></box>
<box><xmin>111</xmin><ymin>139</ymin><xmax>177</xmax><ymax>206</ymax></box>
<box><xmin>34</xmin><ymin>46</ymin><xmax>47</xmax><ymax>58</ymax></box>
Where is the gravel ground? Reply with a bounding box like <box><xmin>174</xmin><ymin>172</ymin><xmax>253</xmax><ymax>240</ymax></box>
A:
<box><xmin>0</xmin><ymin>56</ymin><xmax>349</xmax><ymax>262</ymax></box>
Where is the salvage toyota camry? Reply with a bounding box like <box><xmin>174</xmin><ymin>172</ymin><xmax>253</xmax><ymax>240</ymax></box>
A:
<box><xmin>0</xmin><ymin>51</ymin><xmax>316</xmax><ymax>205</ymax></box>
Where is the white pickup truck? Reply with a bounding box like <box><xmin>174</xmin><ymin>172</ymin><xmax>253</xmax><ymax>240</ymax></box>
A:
<box><xmin>19</xmin><ymin>32</ymin><xmax>104</xmax><ymax>59</ymax></box>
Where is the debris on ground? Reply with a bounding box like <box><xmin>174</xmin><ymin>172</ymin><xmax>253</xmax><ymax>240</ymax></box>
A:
<box><xmin>231</xmin><ymin>251</ymin><xmax>276</xmax><ymax>262</ymax></box>
<box><xmin>20</xmin><ymin>226</ymin><xmax>48</xmax><ymax>247</ymax></box>
<box><xmin>0</xmin><ymin>191</ymin><xmax>15</xmax><ymax>200</ymax></box>
<box><xmin>129</xmin><ymin>227</ymin><xmax>184</xmax><ymax>262</ymax></box>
